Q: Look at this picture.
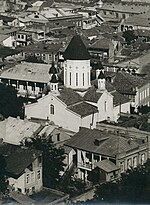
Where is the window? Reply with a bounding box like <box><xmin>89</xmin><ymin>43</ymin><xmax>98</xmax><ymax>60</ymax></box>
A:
<box><xmin>21</xmin><ymin>35</ymin><xmax>24</xmax><ymax>39</ymax></box>
<box><xmin>141</xmin><ymin>153</ymin><xmax>145</xmax><ymax>165</ymax></box>
<box><xmin>76</xmin><ymin>73</ymin><xmax>78</xmax><ymax>86</ymax></box>
<box><xmin>18</xmin><ymin>34</ymin><xmax>20</xmax><ymax>39</ymax></box>
<box><xmin>70</xmin><ymin>72</ymin><xmax>71</xmax><ymax>85</ymax></box>
<box><xmin>87</xmin><ymin>72</ymin><xmax>89</xmax><ymax>85</ymax></box>
<box><xmin>104</xmin><ymin>101</ymin><xmax>107</xmax><ymax>112</ymax></box>
<box><xmin>26</xmin><ymin>174</ymin><xmax>30</xmax><ymax>184</ymax></box>
<box><xmin>94</xmin><ymin>155</ymin><xmax>99</xmax><ymax>162</ymax></box>
<box><xmin>127</xmin><ymin>158</ymin><xmax>132</xmax><ymax>169</ymax></box>
<box><xmin>37</xmin><ymin>170</ymin><xmax>41</xmax><ymax>180</ymax></box>
<box><xmin>133</xmin><ymin>156</ymin><xmax>137</xmax><ymax>168</ymax></box>
<box><xmin>50</xmin><ymin>104</ymin><xmax>54</xmax><ymax>115</ymax></box>
<box><xmin>120</xmin><ymin>161</ymin><xmax>124</xmax><ymax>173</ymax></box>
<box><xmin>31</xmin><ymin>172</ymin><xmax>35</xmax><ymax>182</ymax></box>
<box><xmin>83</xmin><ymin>73</ymin><xmax>84</xmax><ymax>86</ymax></box>
<box><xmin>57</xmin><ymin>133</ymin><xmax>60</xmax><ymax>141</ymax></box>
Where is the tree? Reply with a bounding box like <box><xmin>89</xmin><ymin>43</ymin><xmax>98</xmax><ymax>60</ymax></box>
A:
<box><xmin>0</xmin><ymin>83</ymin><xmax>23</xmax><ymax>118</ymax></box>
<box><xmin>24</xmin><ymin>135</ymin><xmax>65</xmax><ymax>188</ymax></box>
<box><xmin>122</xmin><ymin>30</ymin><xmax>136</xmax><ymax>45</ymax></box>
<box><xmin>0</xmin><ymin>155</ymin><xmax>8</xmax><ymax>195</ymax></box>
<box><xmin>95</xmin><ymin>160</ymin><xmax>150</xmax><ymax>203</ymax></box>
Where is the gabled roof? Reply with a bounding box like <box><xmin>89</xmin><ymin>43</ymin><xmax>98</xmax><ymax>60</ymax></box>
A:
<box><xmin>65</xmin><ymin>127</ymin><xmax>139</xmax><ymax>157</ymax></box>
<box><xmin>63</xmin><ymin>35</ymin><xmax>90</xmax><ymax>60</ymax></box>
<box><xmin>68</xmin><ymin>102</ymin><xmax>98</xmax><ymax>117</ymax></box>
<box><xmin>98</xmin><ymin>70</ymin><xmax>105</xmax><ymax>79</ymax></box>
<box><xmin>58</xmin><ymin>87</ymin><xmax>83</xmax><ymax>106</ymax></box>
<box><xmin>84</xmin><ymin>87</ymin><xmax>103</xmax><ymax>103</ymax></box>
<box><xmin>110</xmin><ymin>90</ymin><xmax>130</xmax><ymax>106</ymax></box>
<box><xmin>0</xmin><ymin>143</ymin><xmax>41</xmax><ymax>178</ymax></box>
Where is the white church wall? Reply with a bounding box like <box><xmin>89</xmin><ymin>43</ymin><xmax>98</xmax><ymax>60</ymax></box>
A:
<box><xmin>64</xmin><ymin>59</ymin><xmax>91</xmax><ymax>89</ymax></box>
<box><xmin>113</xmin><ymin>102</ymin><xmax>130</xmax><ymax>122</ymax></box>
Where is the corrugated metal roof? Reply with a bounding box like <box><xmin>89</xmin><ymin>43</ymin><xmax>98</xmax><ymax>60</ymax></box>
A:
<box><xmin>0</xmin><ymin>62</ymin><xmax>50</xmax><ymax>83</ymax></box>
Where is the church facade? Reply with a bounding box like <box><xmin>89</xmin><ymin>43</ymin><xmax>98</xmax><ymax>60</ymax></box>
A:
<box><xmin>25</xmin><ymin>35</ymin><xmax>130</xmax><ymax>132</ymax></box>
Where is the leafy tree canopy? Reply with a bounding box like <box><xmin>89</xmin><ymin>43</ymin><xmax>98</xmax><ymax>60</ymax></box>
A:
<box><xmin>24</xmin><ymin>135</ymin><xmax>65</xmax><ymax>188</ymax></box>
<box><xmin>0</xmin><ymin>83</ymin><xmax>23</xmax><ymax>118</ymax></box>
<box><xmin>95</xmin><ymin>160</ymin><xmax>150</xmax><ymax>203</ymax></box>
<box><xmin>122</xmin><ymin>30</ymin><xmax>136</xmax><ymax>45</ymax></box>
<box><xmin>0</xmin><ymin>155</ymin><xmax>8</xmax><ymax>195</ymax></box>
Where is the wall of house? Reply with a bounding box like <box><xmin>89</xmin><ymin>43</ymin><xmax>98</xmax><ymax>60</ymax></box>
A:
<box><xmin>113</xmin><ymin>101</ymin><xmax>130</xmax><ymax>122</ymax></box>
<box><xmin>97</xmin><ymin>91</ymin><xmax>114</xmax><ymax>122</ymax></box>
<box><xmin>117</xmin><ymin>144</ymin><xmax>148</xmax><ymax>173</ymax></box>
<box><xmin>2</xmin><ymin>36</ymin><xmax>13</xmax><ymax>47</ymax></box>
<box><xmin>138</xmin><ymin>83</ymin><xmax>150</xmax><ymax>107</ymax></box>
<box><xmin>25</xmin><ymin>93</ymin><xmax>82</xmax><ymax>132</ymax></box>
<box><xmin>64</xmin><ymin>60</ymin><xmax>91</xmax><ymax>90</ymax></box>
<box><xmin>8</xmin><ymin>157</ymin><xmax>43</xmax><ymax>195</ymax></box>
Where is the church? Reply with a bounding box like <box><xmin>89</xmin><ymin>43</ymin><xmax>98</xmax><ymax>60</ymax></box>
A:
<box><xmin>25</xmin><ymin>35</ymin><xmax>130</xmax><ymax>132</ymax></box>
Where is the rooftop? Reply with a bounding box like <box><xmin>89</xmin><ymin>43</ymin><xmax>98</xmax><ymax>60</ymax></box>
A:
<box><xmin>63</xmin><ymin>35</ymin><xmax>90</xmax><ymax>60</ymax></box>
<box><xmin>58</xmin><ymin>87</ymin><xmax>83</xmax><ymax>106</ymax></box>
<box><xmin>0</xmin><ymin>143</ymin><xmax>41</xmax><ymax>178</ymax></box>
<box><xmin>0</xmin><ymin>62</ymin><xmax>50</xmax><ymax>83</ymax></box>
<box><xmin>68</xmin><ymin>101</ymin><xmax>98</xmax><ymax>117</ymax></box>
<box><xmin>65</xmin><ymin>127</ymin><xmax>139</xmax><ymax>157</ymax></box>
<box><xmin>0</xmin><ymin>117</ymin><xmax>42</xmax><ymax>145</ymax></box>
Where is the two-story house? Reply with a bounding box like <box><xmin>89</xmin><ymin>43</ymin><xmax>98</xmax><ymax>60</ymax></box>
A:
<box><xmin>0</xmin><ymin>143</ymin><xmax>43</xmax><ymax>195</ymax></box>
<box><xmin>65</xmin><ymin>127</ymin><xmax>148</xmax><ymax>183</ymax></box>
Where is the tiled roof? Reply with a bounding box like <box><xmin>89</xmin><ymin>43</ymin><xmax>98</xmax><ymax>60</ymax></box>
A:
<box><xmin>58</xmin><ymin>87</ymin><xmax>83</xmax><ymax>106</ymax></box>
<box><xmin>63</xmin><ymin>35</ymin><xmax>90</xmax><ymax>60</ymax></box>
<box><xmin>0</xmin><ymin>45</ymin><xmax>20</xmax><ymax>58</ymax></box>
<box><xmin>125</xmin><ymin>12</ymin><xmax>150</xmax><ymax>28</ymax></box>
<box><xmin>65</xmin><ymin>127</ymin><xmax>139</xmax><ymax>157</ymax></box>
<box><xmin>84</xmin><ymin>87</ymin><xmax>103</xmax><ymax>103</ymax></box>
<box><xmin>95</xmin><ymin>159</ymin><xmax>119</xmax><ymax>172</ymax></box>
<box><xmin>68</xmin><ymin>101</ymin><xmax>98</xmax><ymax>117</ymax></box>
<box><xmin>110</xmin><ymin>90</ymin><xmax>130</xmax><ymax>106</ymax></box>
<box><xmin>90</xmin><ymin>38</ymin><xmax>111</xmax><ymax>50</ymax></box>
<box><xmin>0</xmin><ymin>143</ymin><xmax>41</xmax><ymax>177</ymax></box>
<box><xmin>19</xmin><ymin>42</ymin><xmax>63</xmax><ymax>54</ymax></box>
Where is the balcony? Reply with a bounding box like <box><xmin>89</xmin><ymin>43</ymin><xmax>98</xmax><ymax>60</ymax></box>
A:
<box><xmin>78</xmin><ymin>162</ymin><xmax>93</xmax><ymax>170</ymax></box>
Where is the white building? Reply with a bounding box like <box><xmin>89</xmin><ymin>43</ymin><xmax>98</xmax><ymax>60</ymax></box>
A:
<box><xmin>0</xmin><ymin>143</ymin><xmax>43</xmax><ymax>195</ymax></box>
<box><xmin>25</xmin><ymin>35</ymin><xmax>130</xmax><ymax>132</ymax></box>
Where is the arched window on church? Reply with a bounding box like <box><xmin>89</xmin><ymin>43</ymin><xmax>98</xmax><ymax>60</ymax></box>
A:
<box><xmin>70</xmin><ymin>72</ymin><xmax>71</xmax><ymax>85</ymax></box>
<box><xmin>50</xmin><ymin>104</ymin><xmax>54</xmax><ymax>115</ymax></box>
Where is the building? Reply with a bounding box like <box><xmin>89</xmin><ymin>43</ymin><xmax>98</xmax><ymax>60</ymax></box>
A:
<box><xmin>64</xmin><ymin>127</ymin><xmax>148</xmax><ymax>182</ymax></box>
<box><xmin>24</xmin><ymin>35</ymin><xmax>130</xmax><ymax>132</ymax></box>
<box><xmin>0</xmin><ymin>143</ymin><xmax>43</xmax><ymax>195</ymax></box>
<box><xmin>20</xmin><ymin>41</ymin><xmax>63</xmax><ymax>64</ymax></box>
<box><xmin>0</xmin><ymin>62</ymin><xmax>50</xmax><ymax>98</ymax></box>
<box><xmin>0</xmin><ymin>116</ymin><xmax>42</xmax><ymax>145</ymax></box>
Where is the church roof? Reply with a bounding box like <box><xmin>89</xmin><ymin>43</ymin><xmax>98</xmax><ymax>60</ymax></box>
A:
<box><xmin>68</xmin><ymin>102</ymin><xmax>98</xmax><ymax>117</ymax></box>
<box><xmin>58</xmin><ymin>87</ymin><xmax>83</xmax><ymax>106</ymax></box>
<box><xmin>49</xmin><ymin>61</ymin><xmax>57</xmax><ymax>74</ymax></box>
<box><xmin>63</xmin><ymin>35</ymin><xmax>90</xmax><ymax>60</ymax></box>
<box><xmin>50</xmin><ymin>74</ymin><xmax>58</xmax><ymax>83</ymax></box>
<box><xmin>84</xmin><ymin>87</ymin><xmax>103</xmax><ymax>103</ymax></box>
<box><xmin>98</xmin><ymin>70</ymin><xmax>105</xmax><ymax>79</ymax></box>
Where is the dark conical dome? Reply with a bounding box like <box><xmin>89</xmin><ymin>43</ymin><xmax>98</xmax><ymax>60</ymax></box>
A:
<box><xmin>49</xmin><ymin>61</ymin><xmax>57</xmax><ymax>74</ymax></box>
<box><xmin>50</xmin><ymin>74</ymin><xmax>58</xmax><ymax>83</ymax></box>
<box><xmin>63</xmin><ymin>35</ymin><xmax>90</xmax><ymax>60</ymax></box>
<box><xmin>98</xmin><ymin>70</ymin><xmax>105</xmax><ymax>79</ymax></box>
